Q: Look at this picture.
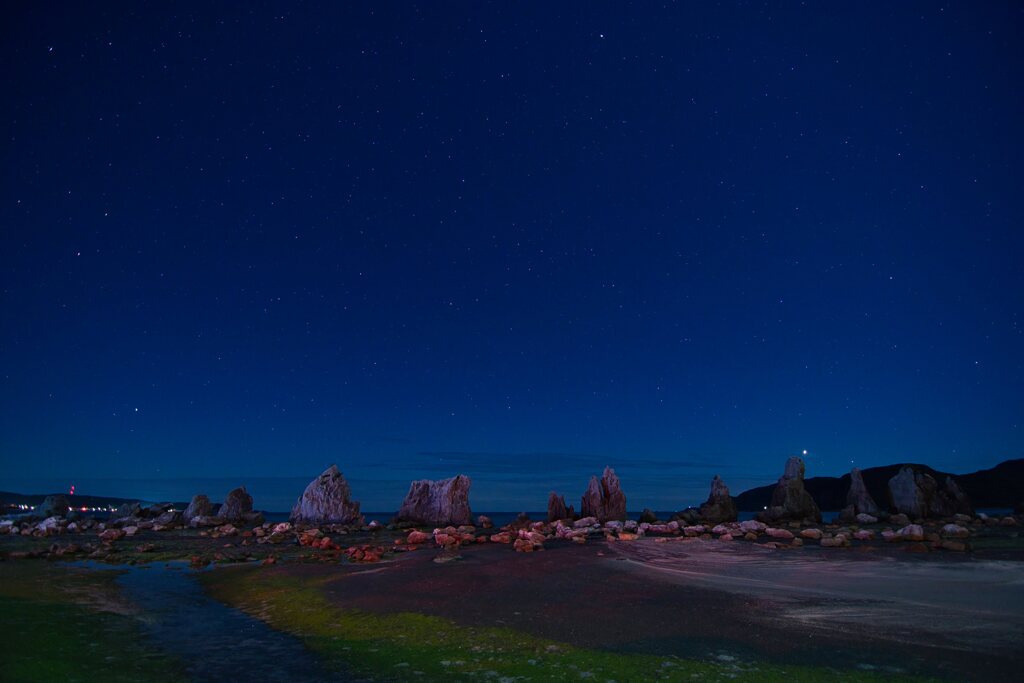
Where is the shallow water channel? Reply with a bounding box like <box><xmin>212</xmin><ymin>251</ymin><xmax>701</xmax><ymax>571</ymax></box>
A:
<box><xmin>76</xmin><ymin>561</ymin><xmax>343</xmax><ymax>682</ymax></box>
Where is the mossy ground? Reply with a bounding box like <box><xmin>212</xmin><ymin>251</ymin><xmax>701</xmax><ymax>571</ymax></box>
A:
<box><xmin>0</xmin><ymin>562</ymin><xmax>186</xmax><ymax>683</ymax></box>
<box><xmin>202</xmin><ymin>564</ymin><xmax>934</xmax><ymax>682</ymax></box>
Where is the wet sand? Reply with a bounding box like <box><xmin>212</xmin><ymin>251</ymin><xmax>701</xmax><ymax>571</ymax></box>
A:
<box><xmin>261</xmin><ymin>539</ymin><xmax>1024</xmax><ymax>681</ymax></box>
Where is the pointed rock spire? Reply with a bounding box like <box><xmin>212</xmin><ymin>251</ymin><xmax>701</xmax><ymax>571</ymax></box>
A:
<box><xmin>698</xmin><ymin>475</ymin><xmax>737</xmax><ymax>523</ymax></box>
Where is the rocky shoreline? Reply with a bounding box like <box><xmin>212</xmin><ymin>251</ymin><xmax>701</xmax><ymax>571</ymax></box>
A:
<box><xmin>2</xmin><ymin>457</ymin><xmax>1022</xmax><ymax>567</ymax></box>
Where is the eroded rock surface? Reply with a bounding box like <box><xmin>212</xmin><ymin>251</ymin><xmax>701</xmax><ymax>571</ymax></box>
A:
<box><xmin>888</xmin><ymin>466</ymin><xmax>974</xmax><ymax>519</ymax></box>
<box><xmin>218</xmin><ymin>487</ymin><xmax>253</xmax><ymax>522</ymax></box>
<box><xmin>183</xmin><ymin>494</ymin><xmax>213</xmax><ymax>523</ymax></box>
<box><xmin>757</xmin><ymin>456</ymin><xmax>821</xmax><ymax>524</ymax></box>
<box><xmin>698</xmin><ymin>475</ymin><xmax>737</xmax><ymax>523</ymax></box>
<box><xmin>290</xmin><ymin>465</ymin><xmax>364</xmax><ymax>525</ymax></box>
<box><xmin>395</xmin><ymin>475</ymin><xmax>473</xmax><ymax>526</ymax></box>
<box><xmin>547</xmin><ymin>492</ymin><xmax>569</xmax><ymax>522</ymax></box>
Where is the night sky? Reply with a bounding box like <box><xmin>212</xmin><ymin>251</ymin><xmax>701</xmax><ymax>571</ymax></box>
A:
<box><xmin>2</xmin><ymin>3</ymin><xmax>1022</xmax><ymax>511</ymax></box>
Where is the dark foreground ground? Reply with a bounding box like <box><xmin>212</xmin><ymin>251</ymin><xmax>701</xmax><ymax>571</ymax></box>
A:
<box><xmin>1</xmin><ymin>524</ymin><xmax>1023</xmax><ymax>682</ymax></box>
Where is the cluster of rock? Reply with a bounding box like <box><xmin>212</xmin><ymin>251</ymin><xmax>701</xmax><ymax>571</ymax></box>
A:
<box><xmin>887</xmin><ymin>466</ymin><xmax>974</xmax><ymax>518</ymax></box>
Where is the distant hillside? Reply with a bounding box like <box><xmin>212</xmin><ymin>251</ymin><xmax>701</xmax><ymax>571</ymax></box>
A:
<box><xmin>733</xmin><ymin>459</ymin><xmax>1024</xmax><ymax>511</ymax></box>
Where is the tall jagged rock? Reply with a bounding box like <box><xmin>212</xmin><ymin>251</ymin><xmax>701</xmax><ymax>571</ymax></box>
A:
<box><xmin>846</xmin><ymin>468</ymin><xmax>881</xmax><ymax>516</ymax></box>
<box><xmin>547</xmin><ymin>492</ymin><xmax>569</xmax><ymax>522</ymax></box>
<box><xmin>218</xmin><ymin>486</ymin><xmax>254</xmax><ymax>521</ymax></box>
<box><xmin>757</xmin><ymin>456</ymin><xmax>821</xmax><ymax>523</ymax></box>
<box><xmin>888</xmin><ymin>466</ymin><xmax>973</xmax><ymax>518</ymax></box>
<box><xmin>290</xmin><ymin>465</ymin><xmax>364</xmax><ymax>525</ymax></box>
<box><xmin>580</xmin><ymin>467</ymin><xmax>627</xmax><ymax>522</ymax></box>
<box><xmin>698</xmin><ymin>475</ymin><xmax>737</xmax><ymax>523</ymax></box>
<box><xmin>183</xmin><ymin>494</ymin><xmax>213</xmax><ymax>522</ymax></box>
<box><xmin>395</xmin><ymin>475</ymin><xmax>473</xmax><ymax>526</ymax></box>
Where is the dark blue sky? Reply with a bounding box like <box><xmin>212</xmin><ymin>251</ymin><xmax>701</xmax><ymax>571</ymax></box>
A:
<box><xmin>2</xmin><ymin>3</ymin><xmax>1022</xmax><ymax>510</ymax></box>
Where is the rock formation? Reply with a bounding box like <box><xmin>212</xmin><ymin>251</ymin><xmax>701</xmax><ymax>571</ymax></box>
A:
<box><xmin>580</xmin><ymin>467</ymin><xmax>627</xmax><ymax>522</ymax></box>
<box><xmin>290</xmin><ymin>465</ymin><xmax>364</xmax><ymax>525</ymax></box>
<box><xmin>218</xmin><ymin>487</ymin><xmax>253</xmax><ymax>521</ymax></box>
<box><xmin>698</xmin><ymin>475</ymin><xmax>738</xmax><ymax>523</ymax></box>
<box><xmin>395</xmin><ymin>475</ymin><xmax>473</xmax><ymax>526</ymax></box>
<box><xmin>942</xmin><ymin>476</ymin><xmax>974</xmax><ymax>516</ymax></box>
<box><xmin>183</xmin><ymin>494</ymin><xmax>213</xmax><ymax>522</ymax></box>
<box><xmin>547</xmin><ymin>492</ymin><xmax>568</xmax><ymax>522</ymax></box>
<box><xmin>757</xmin><ymin>456</ymin><xmax>821</xmax><ymax>523</ymax></box>
<box><xmin>840</xmin><ymin>467</ymin><xmax>881</xmax><ymax>521</ymax></box>
<box><xmin>37</xmin><ymin>495</ymin><xmax>71</xmax><ymax>519</ymax></box>
<box><xmin>888</xmin><ymin>466</ymin><xmax>973</xmax><ymax>518</ymax></box>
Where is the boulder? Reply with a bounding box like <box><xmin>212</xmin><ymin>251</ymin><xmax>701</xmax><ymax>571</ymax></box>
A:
<box><xmin>638</xmin><ymin>508</ymin><xmax>659</xmax><ymax>524</ymax></box>
<box><xmin>896</xmin><ymin>524</ymin><xmax>925</xmax><ymax>542</ymax></box>
<box><xmin>290</xmin><ymin>465</ymin><xmax>364</xmax><ymax>525</ymax></box>
<box><xmin>670</xmin><ymin>508</ymin><xmax>700</xmax><ymax>525</ymax></box>
<box><xmin>153</xmin><ymin>510</ymin><xmax>182</xmax><ymax>528</ymax></box>
<box><xmin>580</xmin><ymin>467</ymin><xmax>627</xmax><ymax>522</ymax></box>
<box><xmin>395</xmin><ymin>475</ymin><xmax>473</xmax><ymax>526</ymax></box>
<box><xmin>698</xmin><ymin>475</ymin><xmax>738</xmax><ymax>523</ymax></box>
<box><xmin>766</xmin><ymin>527</ymin><xmax>794</xmax><ymax>540</ymax></box>
<box><xmin>756</xmin><ymin>457</ymin><xmax>821</xmax><ymax>524</ymax></box>
<box><xmin>406</xmin><ymin>530</ymin><xmax>431</xmax><ymax>544</ymax></box>
<box><xmin>183</xmin><ymin>494</ymin><xmax>213</xmax><ymax>522</ymax></box>
<box><xmin>739</xmin><ymin>520</ymin><xmax>766</xmax><ymax>534</ymax></box>
<box><xmin>477</xmin><ymin>515</ymin><xmax>493</xmax><ymax>529</ymax></box>
<box><xmin>108</xmin><ymin>501</ymin><xmax>142</xmax><ymax>523</ymax></box>
<box><xmin>845</xmin><ymin>468</ymin><xmax>881</xmax><ymax>516</ymax></box>
<box><xmin>941</xmin><ymin>524</ymin><xmax>970</xmax><ymax>539</ymax></box>
<box><xmin>547</xmin><ymin>492</ymin><xmax>569</xmax><ymax>522</ymax></box>
<box><xmin>573</xmin><ymin>516</ymin><xmax>598</xmax><ymax>529</ymax></box>
<box><xmin>855</xmin><ymin>513</ymin><xmax>879</xmax><ymax>525</ymax></box>
<box><xmin>219</xmin><ymin>487</ymin><xmax>254</xmax><ymax>522</ymax></box>
<box><xmin>889</xmin><ymin>512</ymin><xmax>911</xmax><ymax>527</ymax></box>
<box><xmin>142</xmin><ymin>503</ymin><xmax>173</xmax><ymax>518</ymax></box>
